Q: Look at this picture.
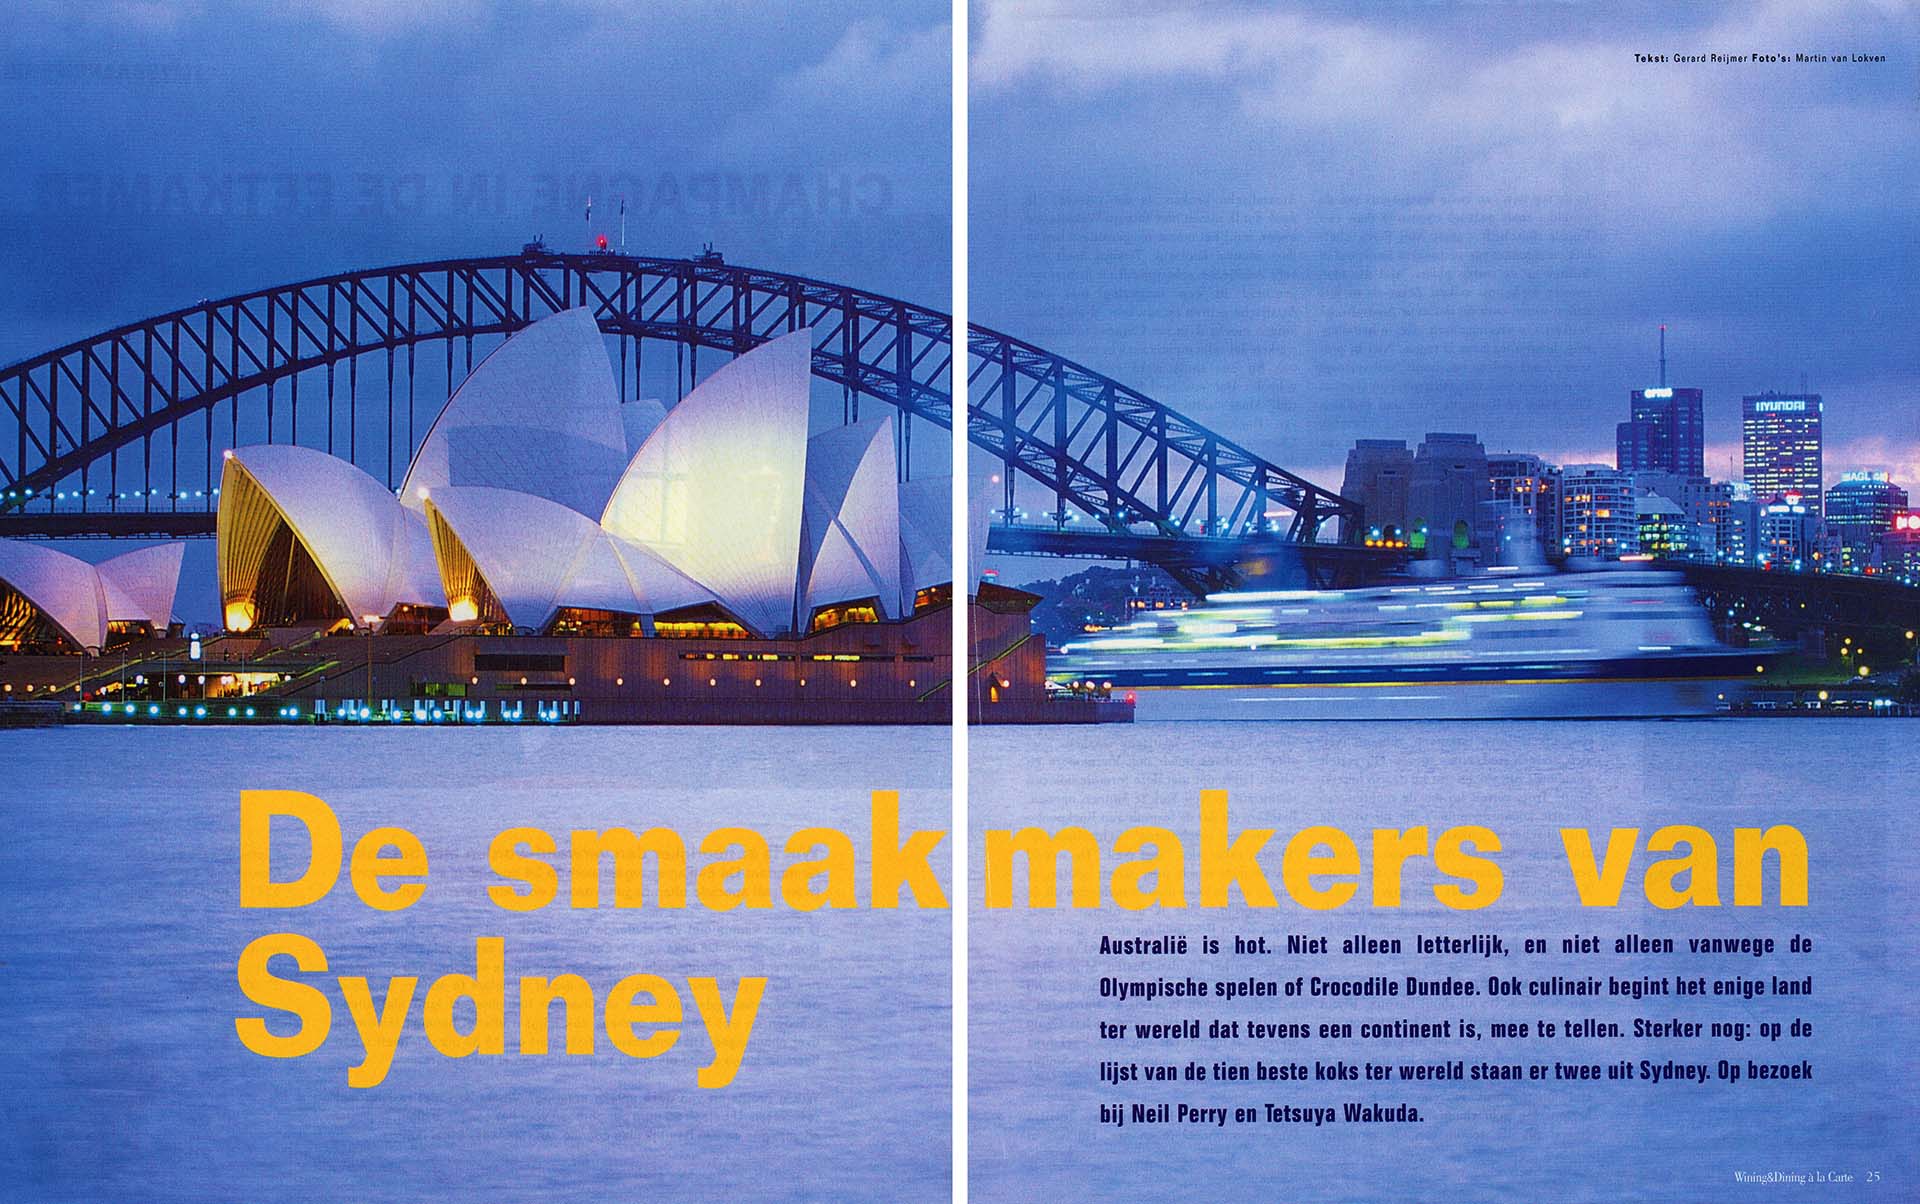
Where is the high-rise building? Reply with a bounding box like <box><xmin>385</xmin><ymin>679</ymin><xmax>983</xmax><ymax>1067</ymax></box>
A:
<box><xmin>1825</xmin><ymin>471</ymin><xmax>1908</xmax><ymax>570</ymax></box>
<box><xmin>1673</xmin><ymin>479</ymin><xmax>1742</xmax><ymax>563</ymax></box>
<box><xmin>1635</xmin><ymin>492</ymin><xmax>1698</xmax><ymax>559</ymax></box>
<box><xmin>1877</xmin><ymin>512</ymin><xmax>1920</xmax><ymax>580</ymax></box>
<box><xmin>1339</xmin><ymin>439</ymin><xmax>1414</xmax><ymax>543</ymax></box>
<box><xmin>1617</xmin><ymin>326</ymin><xmax>1705</xmax><ymax>478</ymax></box>
<box><xmin>1481</xmin><ymin>453</ymin><xmax>1560</xmax><ymax>564</ymax></box>
<box><xmin>1617</xmin><ymin>387</ymin><xmax>1706</xmax><ymax>477</ymax></box>
<box><xmin>1558</xmin><ymin>464</ymin><xmax>1637</xmax><ymax>560</ymax></box>
<box><xmin>1742</xmin><ymin>392</ymin><xmax>1824</xmax><ymax>513</ymax></box>
<box><xmin>1487</xmin><ymin>454</ymin><xmax>1559</xmax><ymax>529</ymax></box>
<box><xmin>1409</xmin><ymin>433</ymin><xmax>1489</xmax><ymax>566</ymax></box>
<box><xmin>1719</xmin><ymin>493</ymin><xmax>1760</xmax><ymax>566</ymax></box>
<box><xmin>1757</xmin><ymin>496</ymin><xmax>1819</xmax><ymax>569</ymax></box>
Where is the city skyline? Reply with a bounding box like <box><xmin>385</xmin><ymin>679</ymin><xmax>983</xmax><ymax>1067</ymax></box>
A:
<box><xmin>1342</xmin><ymin>342</ymin><xmax>1879</xmax><ymax>497</ymax></box>
<box><xmin>974</xmin><ymin>0</ymin><xmax>1918</xmax><ymax>503</ymax></box>
<box><xmin>1334</xmin><ymin>394</ymin><xmax>1919</xmax><ymax>578</ymax></box>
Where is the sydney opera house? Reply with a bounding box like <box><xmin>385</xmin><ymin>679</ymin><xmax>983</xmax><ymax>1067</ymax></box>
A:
<box><xmin>215</xmin><ymin>309</ymin><xmax>958</xmax><ymax>642</ymax></box>
<box><xmin>217</xmin><ymin>306</ymin><xmax>971</xmax><ymax>722</ymax></box>
<box><xmin>0</xmin><ymin>311</ymin><xmax>1121</xmax><ymax>725</ymax></box>
<box><xmin>1</xmin><ymin>308</ymin><xmax>1104</xmax><ymax>723</ymax></box>
<box><xmin>0</xmin><ymin>540</ymin><xmax>183</xmax><ymax>657</ymax></box>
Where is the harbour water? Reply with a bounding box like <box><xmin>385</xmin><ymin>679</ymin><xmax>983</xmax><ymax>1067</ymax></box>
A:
<box><xmin>0</xmin><ymin>727</ymin><xmax>952</xmax><ymax>1202</ymax></box>
<box><xmin>6</xmin><ymin>719</ymin><xmax>1913</xmax><ymax>1201</ymax></box>
<box><xmin>970</xmin><ymin>720</ymin><xmax>1920</xmax><ymax>1202</ymax></box>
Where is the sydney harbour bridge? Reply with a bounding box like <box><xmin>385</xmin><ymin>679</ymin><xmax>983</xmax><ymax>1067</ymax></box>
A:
<box><xmin>0</xmin><ymin>246</ymin><xmax>1914</xmax><ymax>634</ymax></box>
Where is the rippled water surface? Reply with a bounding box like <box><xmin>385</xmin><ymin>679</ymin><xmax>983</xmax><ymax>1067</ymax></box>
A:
<box><xmin>971</xmin><ymin>720</ymin><xmax>1919</xmax><ymax>1202</ymax></box>
<box><xmin>1</xmin><ymin>726</ymin><xmax>951</xmax><ymax>1202</ymax></box>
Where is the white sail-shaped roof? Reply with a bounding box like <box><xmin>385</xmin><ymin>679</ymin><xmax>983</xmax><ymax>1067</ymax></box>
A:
<box><xmin>97</xmin><ymin>542</ymin><xmax>185</xmax><ymax>627</ymax></box>
<box><xmin>425</xmin><ymin>487</ymin><xmax>714</xmax><ymax>632</ymax></box>
<box><xmin>801</xmin><ymin>418</ymin><xmax>904</xmax><ymax>618</ymax></box>
<box><xmin>0</xmin><ymin>537</ymin><xmax>108</xmax><ymax>650</ymax></box>
<box><xmin>603</xmin><ymin>536</ymin><xmax>717</xmax><ymax>617</ymax></box>
<box><xmin>600</xmin><ymin>328</ymin><xmax>814</xmax><ymax>636</ymax></box>
<box><xmin>222</xmin><ymin>444</ymin><xmax>442</xmax><ymax>624</ymax></box>
<box><xmin>899</xmin><ymin>475</ymin><xmax>955</xmax><ymax>598</ymax></box>
<box><xmin>425</xmin><ymin>488</ymin><xmax>608</xmax><ymax>631</ymax></box>
<box><xmin>402</xmin><ymin>307</ymin><xmax>629</xmax><ymax>518</ymax></box>
<box><xmin>893</xmin><ymin>473</ymin><xmax>987</xmax><ymax>604</ymax></box>
<box><xmin>388</xmin><ymin>509</ymin><xmax>441</xmax><ymax>607</ymax></box>
<box><xmin>560</xmin><ymin>530</ymin><xmax>651</xmax><ymax>617</ymax></box>
<box><xmin>620</xmin><ymin>398</ymin><xmax>668</xmax><ymax>457</ymax></box>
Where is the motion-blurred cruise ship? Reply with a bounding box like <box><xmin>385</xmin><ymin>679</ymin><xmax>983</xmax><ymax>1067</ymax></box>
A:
<box><xmin>1052</xmin><ymin>569</ymin><xmax>1771</xmax><ymax>720</ymax></box>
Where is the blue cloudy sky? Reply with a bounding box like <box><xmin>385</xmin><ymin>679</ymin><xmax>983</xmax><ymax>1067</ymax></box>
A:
<box><xmin>0</xmin><ymin>0</ymin><xmax>951</xmax><ymax>364</ymax></box>
<box><xmin>0</xmin><ymin>1</ymin><xmax>949</xmax><ymax>619</ymax></box>
<box><xmin>3</xmin><ymin>1</ymin><xmax>1915</xmax><ymax>608</ymax></box>
<box><xmin>971</xmin><ymin>0</ymin><xmax>1917</xmax><ymax>492</ymax></box>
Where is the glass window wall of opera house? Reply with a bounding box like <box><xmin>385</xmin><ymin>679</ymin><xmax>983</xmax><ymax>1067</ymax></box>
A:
<box><xmin>1</xmin><ymin>307</ymin><xmax>1107</xmax><ymax>724</ymax></box>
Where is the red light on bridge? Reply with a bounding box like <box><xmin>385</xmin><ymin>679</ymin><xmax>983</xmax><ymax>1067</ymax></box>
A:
<box><xmin>596</xmin><ymin>233</ymin><xmax>609</xmax><ymax>250</ymax></box>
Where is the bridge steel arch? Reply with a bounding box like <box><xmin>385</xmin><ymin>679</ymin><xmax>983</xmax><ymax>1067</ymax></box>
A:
<box><xmin>965</xmin><ymin>325</ymin><xmax>1359</xmax><ymax>546</ymax></box>
<box><xmin>0</xmin><ymin>249</ymin><xmax>953</xmax><ymax>536</ymax></box>
<box><xmin>0</xmin><ymin>249</ymin><xmax>1358</xmax><ymax>590</ymax></box>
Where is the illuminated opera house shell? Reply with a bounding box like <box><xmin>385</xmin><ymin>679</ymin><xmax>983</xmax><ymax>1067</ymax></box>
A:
<box><xmin>217</xmin><ymin>443</ymin><xmax>441</xmax><ymax>632</ymax></box>
<box><xmin>216</xmin><ymin>307</ymin><xmax>955</xmax><ymax>638</ymax></box>
<box><xmin>0</xmin><ymin>537</ymin><xmax>184</xmax><ymax>652</ymax></box>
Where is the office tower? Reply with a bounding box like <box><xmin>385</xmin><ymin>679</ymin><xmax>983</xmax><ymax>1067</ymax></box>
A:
<box><xmin>1825</xmin><ymin>471</ymin><xmax>1908</xmax><ymax>570</ymax></box>
<box><xmin>1719</xmin><ymin>493</ymin><xmax>1760</xmax><ymax>566</ymax></box>
<box><xmin>1482</xmin><ymin>453</ymin><xmax>1560</xmax><ymax>564</ymax></box>
<box><xmin>1617</xmin><ymin>389</ymin><xmax>1706</xmax><ymax>477</ymax></box>
<box><xmin>1635</xmin><ymin>492</ymin><xmax>1698</xmax><ymax>559</ymax></box>
<box><xmin>1877</xmin><ymin>512</ymin><xmax>1920</xmax><ymax>579</ymax></box>
<box><xmin>1558</xmin><ymin>464</ymin><xmax>1637</xmax><ymax>560</ymax></box>
<box><xmin>1672</xmin><ymin>478</ymin><xmax>1740</xmax><ymax>563</ymax></box>
<box><xmin>1616</xmin><ymin>327</ymin><xmax>1705</xmax><ymax>477</ymax></box>
<box><xmin>1742</xmin><ymin>391</ymin><xmax>1824</xmax><ymax>513</ymax></box>
<box><xmin>1757</xmin><ymin>496</ymin><xmax>1819</xmax><ymax>568</ymax></box>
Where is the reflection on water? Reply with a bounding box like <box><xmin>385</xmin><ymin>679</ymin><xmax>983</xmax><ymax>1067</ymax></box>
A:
<box><xmin>971</xmin><ymin>720</ymin><xmax>1919</xmax><ymax>1203</ymax></box>
<box><xmin>0</xmin><ymin>726</ymin><xmax>951</xmax><ymax>1202</ymax></box>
